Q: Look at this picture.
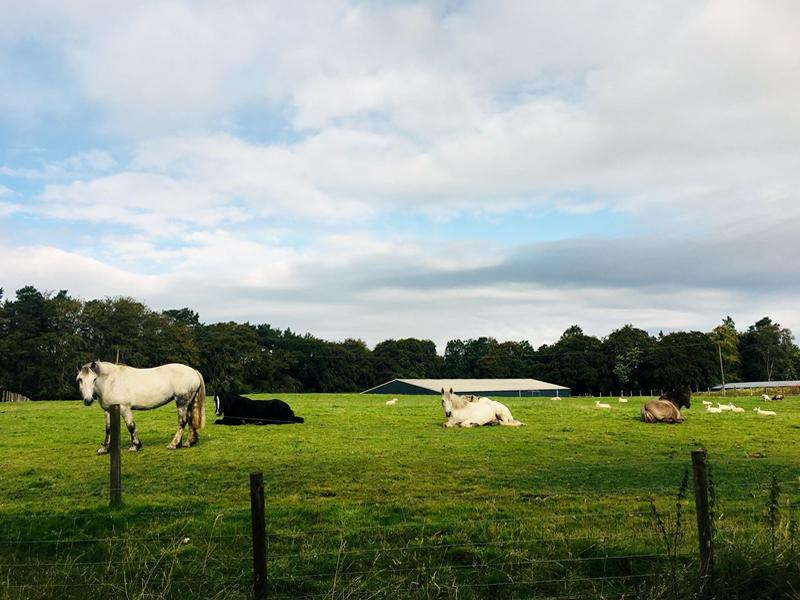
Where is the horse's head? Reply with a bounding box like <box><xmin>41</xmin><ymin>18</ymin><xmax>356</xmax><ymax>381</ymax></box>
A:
<box><xmin>665</xmin><ymin>387</ymin><xmax>692</xmax><ymax>410</ymax></box>
<box><xmin>76</xmin><ymin>361</ymin><xmax>101</xmax><ymax>405</ymax></box>
<box><xmin>440</xmin><ymin>387</ymin><xmax>455</xmax><ymax>418</ymax></box>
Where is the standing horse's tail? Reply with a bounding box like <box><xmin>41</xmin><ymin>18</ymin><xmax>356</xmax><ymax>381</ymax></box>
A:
<box><xmin>192</xmin><ymin>372</ymin><xmax>206</xmax><ymax>429</ymax></box>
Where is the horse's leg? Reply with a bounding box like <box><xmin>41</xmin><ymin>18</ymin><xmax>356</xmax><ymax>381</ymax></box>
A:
<box><xmin>495</xmin><ymin>404</ymin><xmax>524</xmax><ymax>426</ymax></box>
<box><xmin>96</xmin><ymin>409</ymin><xmax>111</xmax><ymax>455</ymax></box>
<box><xmin>167</xmin><ymin>399</ymin><xmax>189</xmax><ymax>449</ymax></box>
<box><xmin>186</xmin><ymin>396</ymin><xmax>199</xmax><ymax>447</ymax></box>
<box><xmin>120</xmin><ymin>406</ymin><xmax>142</xmax><ymax>451</ymax></box>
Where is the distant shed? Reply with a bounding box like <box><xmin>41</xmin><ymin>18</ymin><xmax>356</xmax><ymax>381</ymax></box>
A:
<box><xmin>362</xmin><ymin>378</ymin><xmax>570</xmax><ymax>397</ymax></box>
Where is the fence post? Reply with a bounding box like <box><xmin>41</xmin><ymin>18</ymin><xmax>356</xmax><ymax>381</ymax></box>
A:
<box><xmin>109</xmin><ymin>405</ymin><xmax>122</xmax><ymax>508</ymax></box>
<box><xmin>250</xmin><ymin>471</ymin><xmax>267</xmax><ymax>600</ymax></box>
<box><xmin>691</xmin><ymin>449</ymin><xmax>714</xmax><ymax>581</ymax></box>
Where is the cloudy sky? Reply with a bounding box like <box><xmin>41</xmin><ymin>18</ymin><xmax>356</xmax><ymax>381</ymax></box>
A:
<box><xmin>2</xmin><ymin>1</ymin><xmax>799</xmax><ymax>350</ymax></box>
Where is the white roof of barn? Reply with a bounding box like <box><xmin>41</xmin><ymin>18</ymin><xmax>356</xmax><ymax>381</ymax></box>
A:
<box><xmin>363</xmin><ymin>378</ymin><xmax>569</xmax><ymax>394</ymax></box>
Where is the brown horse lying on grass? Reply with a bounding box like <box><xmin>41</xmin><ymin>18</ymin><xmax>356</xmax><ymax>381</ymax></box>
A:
<box><xmin>641</xmin><ymin>389</ymin><xmax>691</xmax><ymax>424</ymax></box>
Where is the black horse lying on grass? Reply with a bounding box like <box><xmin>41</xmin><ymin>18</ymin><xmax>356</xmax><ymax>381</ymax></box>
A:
<box><xmin>214</xmin><ymin>391</ymin><xmax>304</xmax><ymax>425</ymax></box>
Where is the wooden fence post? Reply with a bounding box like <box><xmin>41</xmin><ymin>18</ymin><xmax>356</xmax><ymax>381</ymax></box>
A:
<box><xmin>250</xmin><ymin>471</ymin><xmax>267</xmax><ymax>600</ymax></box>
<box><xmin>109</xmin><ymin>405</ymin><xmax>122</xmax><ymax>508</ymax></box>
<box><xmin>691</xmin><ymin>449</ymin><xmax>714</xmax><ymax>580</ymax></box>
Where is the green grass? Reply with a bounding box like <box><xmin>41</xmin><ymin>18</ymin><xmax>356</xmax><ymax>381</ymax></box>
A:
<box><xmin>1</xmin><ymin>394</ymin><xmax>799</xmax><ymax>599</ymax></box>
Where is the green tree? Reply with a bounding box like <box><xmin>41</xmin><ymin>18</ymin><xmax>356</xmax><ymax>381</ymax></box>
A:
<box><xmin>162</xmin><ymin>308</ymin><xmax>201</xmax><ymax>328</ymax></box>
<box><xmin>196</xmin><ymin>322</ymin><xmax>261</xmax><ymax>392</ymax></box>
<box><xmin>0</xmin><ymin>286</ymin><xmax>52</xmax><ymax>398</ymax></box>
<box><xmin>604</xmin><ymin>325</ymin><xmax>653</xmax><ymax>392</ymax></box>
<box><xmin>372</xmin><ymin>338</ymin><xmax>440</xmax><ymax>382</ymax></box>
<box><xmin>321</xmin><ymin>339</ymin><xmax>375</xmax><ymax>392</ymax></box>
<box><xmin>475</xmin><ymin>340</ymin><xmax>536</xmax><ymax>379</ymax></box>
<box><xmin>740</xmin><ymin>317</ymin><xmax>798</xmax><ymax>381</ymax></box>
<box><xmin>44</xmin><ymin>290</ymin><xmax>86</xmax><ymax>398</ymax></box>
<box><xmin>545</xmin><ymin>326</ymin><xmax>609</xmax><ymax>394</ymax></box>
<box><xmin>708</xmin><ymin>316</ymin><xmax>741</xmax><ymax>384</ymax></box>
<box><xmin>649</xmin><ymin>331</ymin><xmax>717</xmax><ymax>391</ymax></box>
<box><xmin>441</xmin><ymin>337</ymin><xmax>497</xmax><ymax>378</ymax></box>
<box><xmin>442</xmin><ymin>339</ymin><xmax>468</xmax><ymax>377</ymax></box>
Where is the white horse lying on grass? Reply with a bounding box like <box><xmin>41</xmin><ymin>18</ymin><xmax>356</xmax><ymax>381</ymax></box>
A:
<box><xmin>440</xmin><ymin>388</ymin><xmax>524</xmax><ymax>428</ymax></box>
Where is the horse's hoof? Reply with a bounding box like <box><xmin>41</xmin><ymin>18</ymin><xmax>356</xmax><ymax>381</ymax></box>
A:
<box><xmin>96</xmin><ymin>446</ymin><xmax>109</xmax><ymax>455</ymax></box>
<box><xmin>166</xmin><ymin>444</ymin><xmax>177</xmax><ymax>450</ymax></box>
<box><xmin>128</xmin><ymin>445</ymin><xmax>140</xmax><ymax>452</ymax></box>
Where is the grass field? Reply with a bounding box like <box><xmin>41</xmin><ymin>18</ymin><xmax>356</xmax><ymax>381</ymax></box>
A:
<box><xmin>1</xmin><ymin>393</ymin><xmax>799</xmax><ymax>599</ymax></box>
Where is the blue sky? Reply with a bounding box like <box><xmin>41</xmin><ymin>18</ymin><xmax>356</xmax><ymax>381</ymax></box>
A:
<box><xmin>2</xmin><ymin>1</ymin><xmax>800</xmax><ymax>349</ymax></box>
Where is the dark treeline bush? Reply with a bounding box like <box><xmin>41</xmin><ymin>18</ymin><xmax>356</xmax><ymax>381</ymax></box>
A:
<box><xmin>1</xmin><ymin>286</ymin><xmax>799</xmax><ymax>399</ymax></box>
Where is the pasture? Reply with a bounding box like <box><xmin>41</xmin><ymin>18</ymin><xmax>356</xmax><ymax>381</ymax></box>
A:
<box><xmin>1</xmin><ymin>393</ymin><xmax>799</xmax><ymax>599</ymax></box>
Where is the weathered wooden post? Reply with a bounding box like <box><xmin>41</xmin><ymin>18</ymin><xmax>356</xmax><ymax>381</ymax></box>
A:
<box><xmin>109</xmin><ymin>405</ymin><xmax>122</xmax><ymax>508</ymax></box>
<box><xmin>250</xmin><ymin>471</ymin><xmax>267</xmax><ymax>599</ymax></box>
<box><xmin>691</xmin><ymin>449</ymin><xmax>714</xmax><ymax>580</ymax></box>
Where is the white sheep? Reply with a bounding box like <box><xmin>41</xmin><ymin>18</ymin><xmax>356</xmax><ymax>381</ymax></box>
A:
<box><xmin>761</xmin><ymin>394</ymin><xmax>771</xmax><ymax>401</ymax></box>
<box><xmin>754</xmin><ymin>407</ymin><xmax>776</xmax><ymax>416</ymax></box>
<box><xmin>706</xmin><ymin>406</ymin><xmax>723</xmax><ymax>413</ymax></box>
<box><xmin>618</xmin><ymin>397</ymin><xmax>628</xmax><ymax>403</ymax></box>
<box><xmin>730</xmin><ymin>405</ymin><xmax>745</xmax><ymax>413</ymax></box>
<box><xmin>702</xmin><ymin>400</ymin><xmax>713</xmax><ymax>406</ymax></box>
<box><xmin>717</xmin><ymin>402</ymin><xmax>733</xmax><ymax>412</ymax></box>
<box><xmin>595</xmin><ymin>401</ymin><xmax>611</xmax><ymax>409</ymax></box>
<box><xmin>386</xmin><ymin>398</ymin><xmax>398</xmax><ymax>405</ymax></box>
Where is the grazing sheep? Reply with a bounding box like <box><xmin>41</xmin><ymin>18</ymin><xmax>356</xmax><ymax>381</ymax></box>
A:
<box><xmin>772</xmin><ymin>394</ymin><xmax>784</xmax><ymax>401</ymax></box>
<box><xmin>761</xmin><ymin>394</ymin><xmax>771</xmax><ymax>401</ymax></box>
<box><xmin>706</xmin><ymin>405</ymin><xmax>723</xmax><ymax>413</ymax></box>
<box><xmin>595</xmin><ymin>401</ymin><xmax>612</xmax><ymax>409</ymax></box>
<box><xmin>618</xmin><ymin>397</ymin><xmax>628</xmax><ymax>403</ymax></box>
<box><xmin>702</xmin><ymin>400</ymin><xmax>713</xmax><ymax>406</ymax></box>
<box><xmin>386</xmin><ymin>398</ymin><xmax>398</xmax><ymax>405</ymax></box>
<box><xmin>754</xmin><ymin>407</ymin><xmax>777</xmax><ymax>416</ymax></box>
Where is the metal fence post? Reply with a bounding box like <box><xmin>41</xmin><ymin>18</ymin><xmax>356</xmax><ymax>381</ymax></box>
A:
<box><xmin>250</xmin><ymin>471</ymin><xmax>267</xmax><ymax>599</ymax></box>
<box><xmin>691</xmin><ymin>449</ymin><xmax>714</xmax><ymax>580</ymax></box>
<box><xmin>109</xmin><ymin>405</ymin><xmax>122</xmax><ymax>508</ymax></box>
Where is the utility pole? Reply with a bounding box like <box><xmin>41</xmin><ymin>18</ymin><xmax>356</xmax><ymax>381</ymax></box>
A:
<box><xmin>717</xmin><ymin>343</ymin><xmax>726</xmax><ymax>396</ymax></box>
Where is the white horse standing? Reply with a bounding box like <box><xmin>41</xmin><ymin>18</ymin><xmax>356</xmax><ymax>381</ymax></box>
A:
<box><xmin>440</xmin><ymin>388</ymin><xmax>524</xmax><ymax>428</ymax></box>
<box><xmin>77</xmin><ymin>361</ymin><xmax>206</xmax><ymax>454</ymax></box>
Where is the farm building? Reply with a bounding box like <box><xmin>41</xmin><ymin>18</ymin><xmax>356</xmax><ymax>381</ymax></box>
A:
<box><xmin>711</xmin><ymin>381</ymin><xmax>800</xmax><ymax>392</ymax></box>
<box><xmin>362</xmin><ymin>378</ymin><xmax>570</xmax><ymax>397</ymax></box>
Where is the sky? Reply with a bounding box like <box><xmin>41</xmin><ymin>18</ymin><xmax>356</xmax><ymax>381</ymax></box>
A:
<box><xmin>2</xmin><ymin>0</ymin><xmax>799</xmax><ymax>351</ymax></box>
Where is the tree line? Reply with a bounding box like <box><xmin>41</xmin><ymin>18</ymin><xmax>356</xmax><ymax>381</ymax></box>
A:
<box><xmin>1</xmin><ymin>286</ymin><xmax>798</xmax><ymax>399</ymax></box>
